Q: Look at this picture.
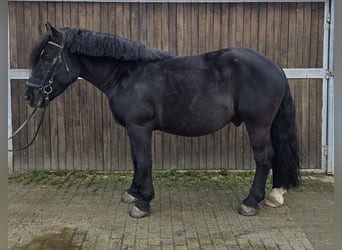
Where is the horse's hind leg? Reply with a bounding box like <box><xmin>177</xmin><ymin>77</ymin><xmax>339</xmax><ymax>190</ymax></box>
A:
<box><xmin>238</xmin><ymin>123</ymin><xmax>274</xmax><ymax>216</ymax></box>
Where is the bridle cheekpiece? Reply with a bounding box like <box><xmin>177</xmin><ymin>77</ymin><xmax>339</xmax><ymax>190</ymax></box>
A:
<box><xmin>26</xmin><ymin>40</ymin><xmax>72</xmax><ymax>104</ymax></box>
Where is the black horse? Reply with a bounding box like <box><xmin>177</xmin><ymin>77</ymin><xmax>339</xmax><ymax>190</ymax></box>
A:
<box><xmin>25</xmin><ymin>23</ymin><xmax>300</xmax><ymax>219</ymax></box>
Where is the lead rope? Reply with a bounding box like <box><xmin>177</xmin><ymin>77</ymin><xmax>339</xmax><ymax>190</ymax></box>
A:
<box><xmin>8</xmin><ymin>97</ymin><xmax>49</xmax><ymax>152</ymax></box>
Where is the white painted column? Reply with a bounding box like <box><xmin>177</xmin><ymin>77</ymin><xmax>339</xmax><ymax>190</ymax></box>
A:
<box><xmin>8</xmin><ymin>16</ymin><xmax>12</xmax><ymax>172</ymax></box>
<box><xmin>327</xmin><ymin>0</ymin><xmax>334</xmax><ymax>175</ymax></box>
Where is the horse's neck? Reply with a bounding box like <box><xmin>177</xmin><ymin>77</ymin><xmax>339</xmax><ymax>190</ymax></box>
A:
<box><xmin>78</xmin><ymin>56</ymin><xmax>127</xmax><ymax>94</ymax></box>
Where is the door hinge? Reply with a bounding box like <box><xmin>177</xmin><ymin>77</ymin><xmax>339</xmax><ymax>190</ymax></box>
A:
<box><xmin>323</xmin><ymin>145</ymin><xmax>328</xmax><ymax>158</ymax></box>
<box><xmin>326</xmin><ymin>13</ymin><xmax>331</xmax><ymax>24</ymax></box>
<box><xmin>326</xmin><ymin>70</ymin><xmax>335</xmax><ymax>79</ymax></box>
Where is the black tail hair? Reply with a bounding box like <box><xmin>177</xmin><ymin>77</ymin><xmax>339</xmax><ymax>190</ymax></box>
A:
<box><xmin>271</xmin><ymin>83</ymin><xmax>300</xmax><ymax>189</ymax></box>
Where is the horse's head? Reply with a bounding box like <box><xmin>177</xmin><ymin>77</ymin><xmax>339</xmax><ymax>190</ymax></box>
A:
<box><xmin>25</xmin><ymin>23</ymin><xmax>79</xmax><ymax>107</ymax></box>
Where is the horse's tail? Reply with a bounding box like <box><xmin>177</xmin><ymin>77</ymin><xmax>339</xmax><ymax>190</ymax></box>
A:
<box><xmin>270</xmin><ymin>81</ymin><xmax>300</xmax><ymax>190</ymax></box>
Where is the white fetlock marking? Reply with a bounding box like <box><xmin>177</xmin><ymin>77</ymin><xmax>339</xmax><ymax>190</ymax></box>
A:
<box><xmin>265</xmin><ymin>188</ymin><xmax>287</xmax><ymax>207</ymax></box>
<box><xmin>269</xmin><ymin>188</ymin><xmax>287</xmax><ymax>204</ymax></box>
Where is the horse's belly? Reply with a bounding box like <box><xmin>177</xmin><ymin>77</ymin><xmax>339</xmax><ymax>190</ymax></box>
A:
<box><xmin>159</xmin><ymin>107</ymin><xmax>234</xmax><ymax>137</ymax></box>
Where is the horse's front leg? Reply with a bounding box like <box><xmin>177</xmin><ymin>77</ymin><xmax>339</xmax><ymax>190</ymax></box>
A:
<box><xmin>121</xmin><ymin>142</ymin><xmax>138</xmax><ymax>204</ymax></box>
<box><xmin>124</xmin><ymin>123</ymin><xmax>154</xmax><ymax>219</ymax></box>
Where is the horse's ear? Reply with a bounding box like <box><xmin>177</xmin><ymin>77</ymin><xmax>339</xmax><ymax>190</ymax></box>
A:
<box><xmin>45</xmin><ymin>22</ymin><xmax>63</xmax><ymax>44</ymax></box>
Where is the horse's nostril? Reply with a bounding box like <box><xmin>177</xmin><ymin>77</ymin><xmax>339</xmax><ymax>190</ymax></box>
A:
<box><xmin>24</xmin><ymin>94</ymin><xmax>32</xmax><ymax>102</ymax></box>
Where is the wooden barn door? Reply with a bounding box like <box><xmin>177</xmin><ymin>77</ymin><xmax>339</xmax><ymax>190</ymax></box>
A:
<box><xmin>9</xmin><ymin>1</ymin><xmax>326</xmax><ymax>172</ymax></box>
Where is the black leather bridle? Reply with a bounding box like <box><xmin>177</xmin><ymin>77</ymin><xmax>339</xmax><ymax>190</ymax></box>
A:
<box><xmin>9</xmin><ymin>40</ymin><xmax>72</xmax><ymax>151</ymax></box>
<box><xmin>25</xmin><ymin>41</ymin><xmax>72</xmax><ymax>102</ymax></box>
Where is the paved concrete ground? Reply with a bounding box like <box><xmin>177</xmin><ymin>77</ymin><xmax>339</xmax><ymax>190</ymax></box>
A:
<box><xmin>8</xmin><ymin>174</ymin><xmax>334</xmax><ymax>250</ymax></box>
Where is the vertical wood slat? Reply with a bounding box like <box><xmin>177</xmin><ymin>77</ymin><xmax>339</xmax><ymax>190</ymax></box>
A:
<box><xmin>249</xmin><ymin>3</ymin><xmax>259</xmax><ymax>170</ymax></box>
<box><xmin>161</xmin><ymin>3</ymin><xmax>171</xmax><ymax>170</ymax></box>
<box><xmin>85</xmin><ymin>3</ymin><xmax>97</xmax><ymax>170</ymax></box>
<box><xmin>38</xmin><ymin>2</ymin><xmax>51</xmax><ymax>171</ymax></box>
<box><xmin>54</xmin><ymin>3</ymin><xmax>66</xmax><ymax>170</ymax></box>
<box><xmin>190</xmin><ymin>3</ymin><xmax>200</xmax><ymax>170</ymax></box>
<box><xmin>100</xmin><ymin>3</ymin><xmax>111</xmax><ymax>172</ymax></box>
<box><xmin>176</xmin><ymin>3</ymin><xmax>185</xmax><ymax>170</ymax></box>
<box><xmin>62</xmin><ymin>2</ymin><xmax>74</xmax><ymax>171</ymax></box>
<box><xmin>183</xmin><ymin>4</ymin><xmax>192</xmax><ymax>170</ymax></box>
<box><xmin>24</xmin><ymin>2</ymin><xmax>35</xmax><ymax>171</ymax></box>
<box><xmin>234</xmin><ymin>3</ymin><xmax>245</xmax><ymax>170</ymax></box>
<box><xmin>280</xmin><ymin>3</ymin><xmax>289</xmax><ymax>68</ymax></box>
<box><xmin>16</xmin><ymin>2</ymin><xmax>29</xmax><ymax>171</ymax></box>
<box><xmin>295</xmin><ymin>3</ymin><xmax>305</xmax><ymax>169</ymax></box>
<box><xmin>212</xmin><ymin>3</ymin><xmax>222</xmax><ymax>170</ymax></box>
<box><xmin>114</xmin><ymin>3</ymin><xmax>127</xmax><ymax>171</ymax></box>
<box><xmin>316</xmin><ymin>2</ymin><xmax>324</xmax><ymax>168</ymax></box>
<box><xmin>11</xmin><ymin>80</ymin><xmax>20</xmax><ymax>171</ymax></box>
<box><xmin>9</xmin><ymin>2</ymin><xmax>17</xmax><ymax>171</ymax></box>
<box><xmin>227</xmin><ymin>4</ymin><xmax>237</xmax><ymax>170</ymax></box>
<box><xmin>70</xmin><ymin>2</ymin><xmax>81</xmax><ymax>171</ymax></box>
<box><xmin>106</xmin><ymin>3</ymin><xmax>118</xmax><ymax>171</ymax></box>
<box><xmin>167</xmin><ymin>3</ymin><xmax>178</xmax><ymax>170</ymax></box>
<box><xmin>242</xmin><ymin>3</ymin><xmax>251</xmax><ymax>170</ymax></box>
<box><xmin>220</xmin><ymin>4</ymin><xmax>229</xmax><ymax>170</ymax></box>
<box><xmin>46</xmin><ymin>2</ymin><xmax>59</xmax><ymax>171</ymax></box>
<box><xmin>124</xmin><ymin>3</ymin><xmax>133</xmax><ymax>170</ymax></box>
<box><xmin>198</xmin><ymin>4</ymin><xmax>207</xmax><ymax>170</ymax></box>
<box><xmin>9</xmin><ymin>2</ymin><xmax>325</xmax><ymax>172</ymax></box>
<box><xmin>154</xmin><ymin>3</ymin><xmax>164</xmax><ymax>170</ymax></box>
<box><xmin>302</xmin><ymin>3</ymin><xmax>312</xmax><ymax>169</ymax></box>
<box><xmin>313</xmin><ymin>3</ymin><xmax>322</xmax><ymax>168</ymax></box>
<box><xmin>32</xmin><ymin>2</ymin><xmax>44</xmax><ymax>171</ymax></box>
<box><xmin>77</xmin><ymin>3</ymin><xmax>88</xmax><ymax>171</ymax></box>
<box><xmin>93</xmin><ymin>2</ymin><xmax>105</xmax><ymax>171</ymax></box>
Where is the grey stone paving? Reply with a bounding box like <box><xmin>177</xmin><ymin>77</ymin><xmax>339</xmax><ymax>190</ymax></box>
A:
<box><xmin>8</xmin><ymin>177</ymin><xmax>334</xmax><ymax>250</ymax></box>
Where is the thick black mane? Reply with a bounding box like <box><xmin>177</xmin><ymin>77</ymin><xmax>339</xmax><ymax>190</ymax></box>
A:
<box><xmin>64</xmin><ymin>28</ymin><xmax>172</xmax><ymax>62</ymax></box>
<box><xmin>30</xmin><ymin>28</ymin><xmax>172</xmax><ymax>66</ymax></box>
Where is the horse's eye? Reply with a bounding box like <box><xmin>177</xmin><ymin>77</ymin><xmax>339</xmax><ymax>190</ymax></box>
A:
<box><xmin>40</xmin><ymin>51</ymin><xmax>53</xmax><ymax>61</ymax></box>
<box><xmin>43</xmin><ymin>54</ymin><xmax>53</xmax><ymax>61</ymax></box>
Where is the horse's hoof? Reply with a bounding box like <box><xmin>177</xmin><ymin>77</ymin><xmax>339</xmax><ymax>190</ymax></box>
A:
<box><xmin>121</xmin><ymin>191</ymin><xmax>137</xmax><ymax>204</ymax></box>
<box><xmin>264</xmin><ymin>188</ymin><xmax>287</xmax><ymax>208</ymax></box>
<box><xmin>238</xmin><ymin>204</ymin><xmax>258</xmax><ymax>216</ymax></box>
<box><xmin>129</xmin><ymin>205</ymin><xmax>149</xmax><ymax>219</ymax></box>
<box><xmin>264</xmin><ymin>198</ymin><xmax>282</xmax><ymax>208</ymax></box>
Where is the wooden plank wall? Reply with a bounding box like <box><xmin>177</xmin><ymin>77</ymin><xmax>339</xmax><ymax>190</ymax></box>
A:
<box><xmin>9</xmin><ymin>2</ymin><xmax>324</xmax><ymax>172</ymax></box>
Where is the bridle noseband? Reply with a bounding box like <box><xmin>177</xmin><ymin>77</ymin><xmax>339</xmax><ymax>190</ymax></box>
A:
<box><xmin>25</xmin><ymin>40</ymin><xmax>72</xmax><ymax>103</ymax></box>
<box><xmin>9</xmin><ymin>41</ymin><xmax>72</xmax><ymax>151</ymax></box>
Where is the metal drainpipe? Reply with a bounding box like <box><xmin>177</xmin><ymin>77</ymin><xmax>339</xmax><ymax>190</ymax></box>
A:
<box><xmin>327</xmin><ymin>0</ymin><xmax>334</xmax><ymax>175</ymax></box>
<box><xmin>8</xmin><ymin>14</ymin><xmax>13</xmax><ymax>172</ymax></box>
<box><xmin>321</xmin><ymin>0</ymin><xmax>330</xmax><ymax>172</ymax></box>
